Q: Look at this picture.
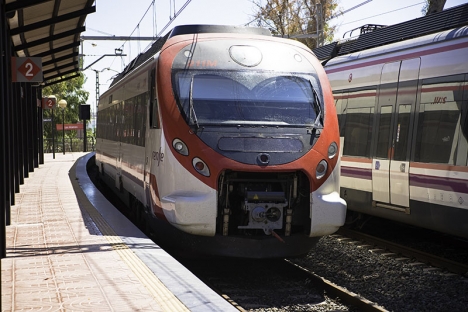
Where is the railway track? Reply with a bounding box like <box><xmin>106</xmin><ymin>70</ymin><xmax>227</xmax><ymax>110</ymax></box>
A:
<box><xmin>88</xmin><ymin>164</ymin><xmax>467</xmax><ymax>310</ymax></box>
<box><xmin>336</xmin><ymin>227</ymin><xmax>468</xmax><ymax>276</ymax></box>
<box><xmin>283</xmin><ymin>260</ymin><xmax>388</xmax><ymax>312</ymax></box>
<box><xmin>89</xmin><ymin>164</ymin><xmax>389</xmax><ymax>311</ymax></box>
<box><xmin>178</xmin><ymin>257</ymin><xmax>388</xmax><ymax>312</ymax></box>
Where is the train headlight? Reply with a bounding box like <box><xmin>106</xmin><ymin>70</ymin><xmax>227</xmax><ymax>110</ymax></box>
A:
<box><xmin>316</xmin><ymin>160</ymin><xmax>328</xmax><ymax>180</ymax></box>
<box><xmin>328</xmin><ymin>142</ymin><xmax>338</xmax><ymax>159</ymax></box>
<box><xmin>172</xmin><ymin>138</ymin><xmax>189</xmax><ymax>156</ymax></box>
<box><xmin>193</xmin><ymin>157</ymin><xmax>210</xmax><ymax>177</ymax></box>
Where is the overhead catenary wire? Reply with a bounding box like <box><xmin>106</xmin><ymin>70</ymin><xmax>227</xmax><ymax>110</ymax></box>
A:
<box><xmin>117</xmin><ymin>0</ymin><xmax>192</xmax><ymax>68</ymax></box>
<box><xmin>103</xmin><ymin>0</ymin><xmax>156</xmax><ymax>72</ymax></box>
<box><xmin>340</xmin><ymin>1</ymin><xmax>425</xmax><ymax>26</ymax></box>
<box><xmin>157</xmin><ymin>0</ymin><xmax>193</xmax><ymax>37</ymax></box>
<box><xmin>117</xmin><ymin>0</ymin><xmax>156</xmax><ymax>54</ymax></box>
<box><xmin>84</xmin><ymin>0</ymin><xmax>192</xmax><ymax>109</ymax></box>
<box><xmin>329</xmin><ymin>0</ymin><xmax>373</xmax><ymax>20</ymax></box>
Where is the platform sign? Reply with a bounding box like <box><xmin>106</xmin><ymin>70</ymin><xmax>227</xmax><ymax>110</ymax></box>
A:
<box><xmin>42</xmin><ymin>97</ymin><xmax>56</xmax><ymax>109</ymax></box>
<box><xmin>11</xmin><ymin>57</ymin><xmax>43</xmax><ymax>82</ymax></box>
<box><xmin>56</xmin><ymin>123</ymin><xmax>84</xmax><ymax>131</ymax></box>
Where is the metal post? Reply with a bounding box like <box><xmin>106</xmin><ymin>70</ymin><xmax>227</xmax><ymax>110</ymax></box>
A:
<box><xmin>83</xmin><ymin>119</ymin><xmax>87</xmax><ymax>152</ymax></box>
<box><xmin>15</xmin><ymin>84</ymin><xmax>23</xmax><ymax>185</ymax></box>
<box><xmin>4</xmin><ymin>6</ymin><xmax>13</xmax><ymax>225</ymax></box>
<box><xmin>38</xmin><ymin>88</ymin><xmax>44</xmax><ymax>164</ymax></box>
<box><xmin>20</xmin><ymin>83</ymin><xmax>27</xmax><ymax>179</ymax></box>
<box><xmin>12</xmin><ymin>81</ymin><xmax>20</xmax><ymax>193</ymax></box>
<box><xmin>316</xmin><ymin>3</ymin><xmax>323</xmax><ymax>48</ymax></box>
<box><xmin>0</xmin><ymin>0</ymin><xmax>7</xmax><ymax>259</ymax></box>
<box><xmin>52</xmin><ymin>108</ymin><xmax>55</xmax><ymax>159</ymax></box>
<box><xmin>31</xmin><ymin>85</ymin><xmax>38</xmax><ymax>167</ymax></box>
<box><xmin>26</xmin><ymin>83</ymin><xmax>34</xmax><ymax>174</ymax></box>
<box><xmin>16</xmin><ymin>84</ymin><xmax>23</xmax><ymax>178</ymax></box>
<box><xmin>57</xmin><ymin>99</ymin><xmax>67</xmax><ymax>154</ymax></box>
<box><xmin>62</xmin><ymin>108</ymin><xmax>65</xmax><ymax>155</ymax></box>
<box><xmin>95</xmin><ymin>70</ymin><xmax>99</xmax><ymax>107</ymax></box>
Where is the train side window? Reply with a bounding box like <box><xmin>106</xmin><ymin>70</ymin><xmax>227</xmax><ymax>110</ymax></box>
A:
<box><xmin>334</xmin><ymin>94</ymin><xmax>347</xmax><ymax>137</ymax></box>
<box><xmin>96</xmin><ymin>110</ymin><xmax>101</xmax><ymax>139</ymax></box>
<box><xmin>124</xmin><ymin>101</ymin><xmax>133</xmax><ymax>144</ymax></box>
<box><xmin>414</xmin><ymin>102</ymin><xmax>460</xmax><ymax>164</ymax></box>
<box><xmin>461</xmin><ymin>77</ymin><xmax>468</xmax><ymax>166</ymax></box>
<box><xmin>415</xmin><ymin>76</ymin><xmax>464</xmax><ymax>164</ymax></box>
<box><xmin>112</xmin><ymin>105</ymin><xmax>118</xmax><ymax>141</ymax></box>
<box><xmin>456</xmin><ymin>99</ymin><xmax>468</xmax><ymax>166</ymax></box>
<box><xmin>151</xmin><ymin>98</ymin><xmax>160</xmax><ymax>129</ymax></box>
<box><xmin>393</xmin><ymin>104</ymin><xmax>411</xmax><ymax>161</ymax></box>
<box><xmin>144</xmin><ymin>94</ymin><xmax>149</xmax><ymax>143</ymax></box>
<box><xmin>343</xmin><ymin>107</ymin><xmax>372</xmax><ymax>157</ymax></box>
<box><xmin>375</xmin><ymin>106</ymin><xmax>392</xmax><ymax>159</ymax></box>
<box><xmin>100</xmin><ymin>109</ymin><xmax>104</xmax><ymax>139</ymax></box>
<box><xmin>138</xmin><ymin>93</ymin><xmax>147</xmax><ymax>145</ymax></box>
<box><xmin>149</xmin><ymin>69</ymin><xmax>160</xmax><ymax>129</ymax></box>
<box><xmin>104</xmin><ymin>109</ymin><xmax>108</xmax><ymax>139</ymax></box>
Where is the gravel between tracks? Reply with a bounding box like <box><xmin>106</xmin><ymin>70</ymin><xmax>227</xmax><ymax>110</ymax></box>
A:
<box><xmin>288</xmin><ymin>235</ymin><xmax>468</xmax><ymax>311</ymax></box>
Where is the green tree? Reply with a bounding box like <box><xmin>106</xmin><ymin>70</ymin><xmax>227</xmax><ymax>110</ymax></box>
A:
<box><xmin>251</xmin><ymin>0</ymin><xmax>338</xmax><ymax>49</ymax></box>
<box><xmin>42</xmin><ymin>73</ymin><xmax>89</xmax><ymax>149</ymax></box>
<box><xmin>422</xmin><ymin>0</ymin><xmax>446</xmax><ymax>15</ymax></box>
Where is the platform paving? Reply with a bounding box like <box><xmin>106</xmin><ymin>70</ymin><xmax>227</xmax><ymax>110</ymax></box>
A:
<box><xmin>1</xmin><ymin>152</ymin><xmax>233</xmax><ymax>312</ymax></box>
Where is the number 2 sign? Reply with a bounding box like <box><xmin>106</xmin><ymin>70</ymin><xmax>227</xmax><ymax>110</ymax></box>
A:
<box><xmin>41</xmin><ymin>97</ymin><xmax>56</xmax><ymax>109</ymax></box>
<box><xmin>11</xmin><ymin>57</ymin><xmax>43</xmax><ymax>83</ymax></box>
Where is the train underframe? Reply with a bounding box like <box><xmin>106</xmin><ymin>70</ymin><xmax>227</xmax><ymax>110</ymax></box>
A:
<box><xmin>95</xmin><ymin>158</ymin><xmax>319</xmax><ymax>258</ymax></box>
<box><xmin>342</xmin><ymin>187</ymin><xmax>468</xmax><ymax>239</ymax></box>
<box><xmin>217</xmin><ymin>170</ymin><xmax>312</xmax><ymax>239</ymax></box>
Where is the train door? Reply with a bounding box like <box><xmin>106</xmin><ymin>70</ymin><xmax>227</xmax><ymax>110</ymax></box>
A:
<box><xmin>373</xmin><ymin>62</ymin><xmax>400</xmax><ymax>204</ymax></box>
<box><xmin>390</xmin><ymin>58</ymin><xmax>420</xmax><ymax>207</ymax></box>
<box><xmin>372</xmin><ymin>58</ymin><xmax>420</xmax><ymax>209</ymax></box>
<box><xmin>144</xmin><ymin>67</ymin><xmax>165</xmax><ymax>220</ymax></box>
<box><xmin>144</xmin><ymin>69</ymin><xmax>156</xmax><ymax>206</ymax></box>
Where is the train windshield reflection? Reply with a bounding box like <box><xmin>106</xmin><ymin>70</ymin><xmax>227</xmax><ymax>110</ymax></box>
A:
<box><xmin>175</xmin><ymin>71</ymin><xmax>323</xmax><ymax>127</ymax></box>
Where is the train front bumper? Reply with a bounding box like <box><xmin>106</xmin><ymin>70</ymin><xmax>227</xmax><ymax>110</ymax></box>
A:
<box><xmin>309</xmin><ymin>163</ymin><xmax>347</xmax><ymax>237</ymax></box>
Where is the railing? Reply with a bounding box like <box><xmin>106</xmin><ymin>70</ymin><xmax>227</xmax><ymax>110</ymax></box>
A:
<box><xmin>43</xmin><ymin>137</ymin><xmax>95</xmax><ymax>153</ymax></box>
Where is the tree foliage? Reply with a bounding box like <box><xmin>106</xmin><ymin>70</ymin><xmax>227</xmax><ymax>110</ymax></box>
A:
<box><xmin>41</xmin><ymin>73</ymin><xmax>89</xmax><ymax>140</ymax></box>
<box><xmin>422</xmin><ymin>0</ymin><xmax>446</xmax><ymax>15</ymax></box>
<box><xmin>251</xmin><ymin>0</ymin><xmax>338</xmax><ymax>49</ymax></box>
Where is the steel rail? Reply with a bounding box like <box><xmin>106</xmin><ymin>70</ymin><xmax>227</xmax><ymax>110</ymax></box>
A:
<box><xmin>336</xmin><ymin>227</ymin><xmax>468</xmax><ymax>275</ymax></box>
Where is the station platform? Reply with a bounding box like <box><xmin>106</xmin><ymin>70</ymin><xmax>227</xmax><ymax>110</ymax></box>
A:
<box><xmin>1</xmin><ymin>152</ymin><xmax>237</xmax><ymax>312</ymax></box>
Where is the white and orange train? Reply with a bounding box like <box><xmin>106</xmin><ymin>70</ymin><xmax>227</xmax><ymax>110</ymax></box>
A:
<box><xmin>95</xmin><ymin>25</ymin><xmax>346</xmax><ymax>258</ymax></box>
<box><xmin>315</xmin><ymin>4</ymin><xmax>468</xmax><ymax>238</ymax></box>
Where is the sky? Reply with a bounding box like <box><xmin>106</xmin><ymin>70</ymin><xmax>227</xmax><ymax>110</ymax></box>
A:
<box><xmin>81</xmin><ymin>0</ymin><xmax>467</xmax><ymax>113</ymax></box>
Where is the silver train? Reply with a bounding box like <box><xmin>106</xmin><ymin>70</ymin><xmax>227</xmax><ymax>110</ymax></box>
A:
<box><xmin>315</xmin><ymin>4</ymin><xmax>468</xmax><ymax>238</ymax></box>
<box><xmin>95</xmin><ymin>25</ymin><xmax>346</xmax><ymax>258</ymax></box>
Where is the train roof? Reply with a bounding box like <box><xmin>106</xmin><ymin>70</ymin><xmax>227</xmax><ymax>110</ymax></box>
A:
<box><xmin>168</xmin><ymin>24</ymin><xmax>271</xmax><ymax>38</ymax></box>
<box><xmin>313</xmin><ymin>3</ymin><xmax>468</xmax><ymax>62</ymax></box>
<box><xmin>109</xmin><ymin>25</ymin><xmax>271</xmax><ymax>87</ymax></box>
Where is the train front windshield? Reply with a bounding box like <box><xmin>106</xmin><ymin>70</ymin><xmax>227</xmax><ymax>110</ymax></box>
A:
<box><xmin>175</xmin><ymin>71</ymin><xmax>323</xmax><ymax>127</ymax></box>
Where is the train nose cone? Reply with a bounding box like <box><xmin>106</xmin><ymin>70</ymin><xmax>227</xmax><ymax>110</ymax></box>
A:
<box><xmin>257</xmin><ymin>153</ymin><xmax>270</xmax><ymax>165</ymax></box>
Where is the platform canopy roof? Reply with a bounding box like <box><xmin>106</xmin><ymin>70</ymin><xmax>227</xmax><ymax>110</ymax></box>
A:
<box><xmin>5</xmin><ymin>0</ymin><xmax>95</xmax><ymax>86</ymax></box>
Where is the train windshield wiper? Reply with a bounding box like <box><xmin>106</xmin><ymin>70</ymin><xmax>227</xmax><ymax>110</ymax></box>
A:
<box><xmin>310</xmin><ymin>82</ymin><xmax>323</xmax><ymax>129</ymax></box>
<box><xmin>189</xmin><ymin>76</ymin><xmax>199</xmax><ymax>129</ymax></box>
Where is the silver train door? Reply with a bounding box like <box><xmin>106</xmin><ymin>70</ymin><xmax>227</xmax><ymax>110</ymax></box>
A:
<box><xmin>372</xmin><ymin>58</ymin><xmax>420</xmax><ymax>210</ymax></box>
<box><xmin>144</xmin><ymin>68</ymin><xmax>156</xmax><ymax>207</ymax></box>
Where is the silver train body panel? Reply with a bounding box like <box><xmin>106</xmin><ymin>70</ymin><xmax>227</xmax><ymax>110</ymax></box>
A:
<box><xmin>325</xmin><ymin>25</ymin><xmax>468</xmax><ymax>238</ymax></box>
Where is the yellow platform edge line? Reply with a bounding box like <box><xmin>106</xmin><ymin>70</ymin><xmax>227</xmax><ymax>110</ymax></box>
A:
<box><xmin>70</xmin><ymin>159</ymin><xmax>190</xmax><ymax>312</ymax></box>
